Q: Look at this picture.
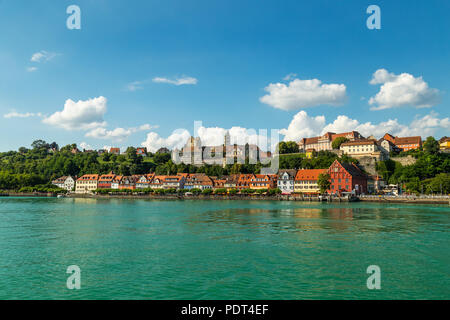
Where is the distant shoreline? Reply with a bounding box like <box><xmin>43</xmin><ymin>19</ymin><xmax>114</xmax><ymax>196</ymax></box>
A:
<box><xmin>1</xmin><ymin>192</ymin><xmax>448</xmax><ymax>205</ymax></box>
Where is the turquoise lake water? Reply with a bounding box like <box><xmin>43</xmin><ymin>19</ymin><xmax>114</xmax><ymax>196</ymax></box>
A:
<box><xmin>0</xmin><ymin>197</ymin><xmax>448</xmax><ymax>300</ymax></box>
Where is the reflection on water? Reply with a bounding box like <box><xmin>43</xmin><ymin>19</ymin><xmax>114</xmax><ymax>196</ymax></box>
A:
<box><xmin>0</xmin><ymin>198</ymin><xmax>449</xmax><ymax>300</ymax></box>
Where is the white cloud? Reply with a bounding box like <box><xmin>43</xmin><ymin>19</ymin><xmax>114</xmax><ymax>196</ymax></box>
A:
<box><xmin>126</xmin><ymin>81</ymin><xmax>143</xmax><ymax>92</ymax></box>
<box><xmin>43</xmin><ymin>96</ymin><xmax>107</xmax><ymax>130</ymax></box>
<box><xmin>27</xmin><ymin>67</ymin><xmax>38</xmax><ymax>72</ymax></box>
<box><xmin>260</xmin><ymin>78</ymin><xmax>347</xmax><ymax>111</ymax></box>
<box><xmin>141</xmin><ymin>126</ymin><xmax>274</xmax><ymax>153</ymax></box>
<box><xmin>152</xmin><ymin>76</ymin><xmax>198</xmax><ymax>86</ymax></box>
<box><xmin>31</xmin><ymin>51</ymin><xmax>58</xmax><ymax>63</ymax></box>
<box><xmin>369</xmin><ymin>69</ymin><xmax>440</xmax><ymax>110</ymax></box>
<box><xmin>4</xmin><ymin>111</ymin><xmax>42</xmax><ymax>119</ymax></box>
<box><xmin>85</xmin><ymin>123</ymin><xmax>157</xmax><ymax>142</ymax></box>
<box><xmin>283</xmin><ymin>73</ymin><xmax>297</xmax><ymax>81</ymax></box>
<box><xmin>79</xmin><ymin>142</ymin><xmax>93</xmax><ymax>150</ymax></box>
<box><xmin>278</xmin><ymin>111</ymin><xmax>326</xmax><ymax>141</ymax></box>
<box><xmin>280</xmin><ymin>110</ymin><xmax>450</xmax><ymax>141</ymax></box>
<box><xmin>85</xmin><ymin>127</ymin><xmax>133</xmax><ymax>142</ymax></box>
<box><xmin>141</xmin><ymin>129</ymin><xmax>192</xmax><ymax>153</ymax></box>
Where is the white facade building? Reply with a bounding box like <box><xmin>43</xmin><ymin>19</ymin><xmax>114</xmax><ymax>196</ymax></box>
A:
<box><xmin>277</xmin><ymin>170</ymin><xmax>296</xmax><ymax>194</ymax></box>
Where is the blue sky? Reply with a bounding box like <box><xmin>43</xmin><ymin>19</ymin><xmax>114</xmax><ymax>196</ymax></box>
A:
<box><xmin>0</xmin><ymin>0</ymin><xmax>449</xmax><ymax>152</ymax></box>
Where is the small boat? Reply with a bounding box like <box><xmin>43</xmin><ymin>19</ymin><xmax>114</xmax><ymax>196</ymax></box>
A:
<box><xmin>57</xmin><ymin>194</ymin><xmax>66</xmax><ymax>198</ymax></box>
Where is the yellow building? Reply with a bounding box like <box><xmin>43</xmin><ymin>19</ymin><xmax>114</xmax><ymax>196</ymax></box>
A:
<box><xmin>75</xmin><ymin>174</ymin><xmax>99</xmax><ymax>193</ymax></box>
<box><xmin>305</xmin><ymin>149</ymin><xmax>315</xmax><ymax>159</ymax></box>
<box><xmin>294</xmin><ymin>169</ymin><xmax>326</xmax><ymax>194</ymax></box>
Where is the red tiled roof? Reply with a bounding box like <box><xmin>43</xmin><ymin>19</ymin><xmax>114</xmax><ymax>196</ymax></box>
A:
<box><xmin>295</xmin><ymin>169</ymin><xmax>326</xmax><ymax>181</ymax></box>
<box><xmin>77</xmin><ymin>174</ymin><xmax>99</xmax><ymax>181</ymax></box>
<box><xmin>341</xmin><ymin>139</ymin><xmax>377</xmax><ymax>147</ymax></box>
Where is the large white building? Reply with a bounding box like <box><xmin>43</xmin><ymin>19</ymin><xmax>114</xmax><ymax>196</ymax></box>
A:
<box><xmin>173</xmin><ymin>131</ymin><xmax>269</xmax><ymax>167</ymax></box>
<box><xmin>340</xmin><ymin>139</ymin><xmax>384</xmax><ymax>160</ymax></box>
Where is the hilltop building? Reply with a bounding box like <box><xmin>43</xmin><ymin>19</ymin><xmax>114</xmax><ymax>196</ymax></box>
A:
<box><xmin>382</xmin><ymin>133</ymin><xmax>422</xmax><ymax>151</ymax></box>
<box><xmin>297</xmin><ymin>131</ymin><xmax>364</xmax><ymax>152</ymax></box>
<box><xmin>172</xmin><ymin>131</ymin><xmax>270</xmax><ymax>167</ymax></box>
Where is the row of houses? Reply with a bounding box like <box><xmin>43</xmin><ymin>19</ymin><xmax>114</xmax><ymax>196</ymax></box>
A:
<box><xmin>53</xmin><ymin>160</ymin><xmax>382</xmax><ymax>196</ymax></box>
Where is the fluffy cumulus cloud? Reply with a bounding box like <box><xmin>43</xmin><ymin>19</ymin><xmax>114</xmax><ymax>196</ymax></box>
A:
<box><xmin>369</xmin><ymin>69</ymin><xmax>440</xmax><ymax>110</ymax></box>
<box><xmin>4</xmin><ymin>111</ymin><xmax>42</xmax><ymax>119</ymax></box>
<box><xmin>141</xmin><ymin>129</ymin><xmax>192</xmax><ymax>153</ymax></box>
<box><xmin>141</xmin><ymin>126</ymin><xmax>275</xmax><ymax>153</ymax></box>
<box><xmin>260</xmin><ymin>78</ymin><xmax>347</xmax><ymax>111</ymax></box>
<box><xmin>152</xmin><ymin>76</ymin><xmax>198</xmax><ymax>86</ymax></box>
<box><xmin>280</xmin><ymin>111</ymin><xmax>450</xmax><ymax>141</ymax></box>
<box><xmin>43</xmin><ymin>96</ymin><xmax>107</xmax><ymax>130</ymax></box>
<box><xmin>278</xmin><ymin>111</ymin><xmax>326</xmax><ymax>141</ymax></box>
<box><xmin>85</xmin><ymin>124</ymin><xmax>157</xmax><ymax>142</ymax></box>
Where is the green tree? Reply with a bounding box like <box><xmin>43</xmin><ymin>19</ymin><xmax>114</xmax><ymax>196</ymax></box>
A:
<box><xmin>332</xmin><ymin>137</ymin><xmax>349</xmax><ymax>150</ymax></box>
<box><xmin>317</xmin><ymin>173</ymin><xmax>331</xmax><ymax>194</ymax></box>
<box><xmin>423</xmin><ymin>136</ymin><xmax>440</xmax><ymax>154</ymax></box>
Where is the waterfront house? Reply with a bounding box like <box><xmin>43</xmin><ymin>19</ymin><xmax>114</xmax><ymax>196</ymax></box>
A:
<box><xmin>98</xmin><ymin>172</ymin><xmax>116</xmax><ymax>189</ymax></box>
<box><xmin>149</xmin><ymin>176</ymin><xmax>165</xmax><ymax>189</ymax></box>
<box><xmin>136</xmin><ymin>173</ymin><xmax>155</xmax><ymax>189</ymax></box>
<box><xmin>212</xmin><ymin>177</ymin><xmax>227</xmax><ymax>190</ymax></box>
<box><xmin>277</xmin><ymin>169</ymin><xmax>297</xmax><ymax>194</ymax></box>
<box><xmin>327</xmin><ymin>160</ymin><xmax>368</xmax><ymax>195</ymax></box>
<box><xmin>52</xmin><ymin>176</ymin><xmax>75</xmax><ymax>191</ymax></box>
<box><xmin>75</xmin><ymin>174</ymin><xmax>99</xmax><ymax>193</ymax></box>
<box><xmin>237</xmin><ymin>174</ymin><xmax>255</xmax><ymax>190</ymax></box>
<box><xmin>163</xmin><ymin>175</ymin><xmax>186</xmax><ymax>189</ymax></box>
<box><xmin>150</xmin><ymin>175</ymin><xmax>186</xmax><ymax>190</ymax></box>
<box><xmin>119</xmin><ymin>176</ymin><xmax>139</xmax><ymax>190</ymax></box>
<box><xmin>184</xmin><ymin>174</ymin><xmax>214</xmax><ymax>190</ymax></box>
<box><xmin>224</xmin><ymin>174</ymin><xmax>239</xmax><ymax>190</ymax></box>
<box><xmin>294</xmin><ymin>169</ymin><xmax>327</xmax><ymax>194</ymax></box>
<box><xmin>249</xmin><ymin>174</ymin><xmax>278</xmax><ymax>190</ymax></box>
<box><xmin>111</xmin><ymin>175</ymin><xmax>123</xmax><ymax>189</ymax></box>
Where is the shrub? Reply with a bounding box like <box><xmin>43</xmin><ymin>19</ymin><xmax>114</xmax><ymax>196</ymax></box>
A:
<box><xmin>202</xmin><ymin>188</ymin><xmax>213</xmax><ymax>195</ymax></box>
<box><xmin>214</xmin><ymin>188</ymin><xmax>227</xmax><ymax>195</ymax></box>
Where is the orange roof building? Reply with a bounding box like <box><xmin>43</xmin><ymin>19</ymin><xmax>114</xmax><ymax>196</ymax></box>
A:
<box><xmin>249</xmin><ymin>174</ymin><xmax>278</xmax><ymax>190</ymax></box>
<box><xmin>75</xmin><ymin>174</ymin><xmax>99</xmax><ymax>193</ymax></box>
<box><xmin>294</xmin><ymin>169</ymin><xmax>327</xmax><ymax>194</ymax></box>
<box><xmin>382</xmin><ymin>133</ymin><xmax>422</xmax><ymax>151</ymax></box>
